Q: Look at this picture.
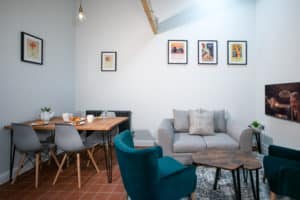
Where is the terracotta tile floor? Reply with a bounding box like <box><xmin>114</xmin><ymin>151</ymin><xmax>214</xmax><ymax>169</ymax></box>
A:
<box><xmin>0</xmin><ymin>150</ymin><xmax>126</xmax><ymax>200</ymax></box>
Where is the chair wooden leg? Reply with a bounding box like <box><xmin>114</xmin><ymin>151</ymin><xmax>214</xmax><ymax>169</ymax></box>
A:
<box><xmin>87</xmin><ymin>149</ymin><xmax>100</xmax><ymax>173</ymax></box>
<box><xmin>53</xmin><ymin>153</ymin><xmax>67</xmax><ymax>185</ymax></box>
<box><xmin>50</xmin><ymin>150</ymin><xmax>60</xmax><ymax>169</ymax></box>
<box><xmin>11</xmin><ymin>153</ymin><xmax>27</xmax><ymax>184</ymax></box>
<box><xmin>270</xmin><ymin>191</ymin><xmax>276</xmax><ymax>200</ymax></box>
<box><xmin>86</xmin><ymin>147</ymin><xmax>95</xmax><ymax>167</ymax></box>
<box><xmin>35</xmin><ymin>153</ymin><xmax>40</xmax><ymax>188</ymax></box>
<box><xmin>76</xmin><ymin>153</ymin><xmax>81</xmax><ymax>188</ymax></box>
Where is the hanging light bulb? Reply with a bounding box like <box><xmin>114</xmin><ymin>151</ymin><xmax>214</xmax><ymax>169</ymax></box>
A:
<box><xmin>78</xmin><ymin>0</ymin><xmax>86</xmax><ymax>22</ymax></box>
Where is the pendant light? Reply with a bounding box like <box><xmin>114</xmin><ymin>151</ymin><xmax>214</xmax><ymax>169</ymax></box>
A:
<box><xmin>78</xmin><ymin>0</ymin><xmax>86</xmax><ymax>22</ymax></box>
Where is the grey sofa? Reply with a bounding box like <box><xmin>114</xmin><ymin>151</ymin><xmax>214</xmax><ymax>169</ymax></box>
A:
<box><xmin>158</xmin><ymin>118</ymin><xmax>253</xmax><ymax>164</ymax></box>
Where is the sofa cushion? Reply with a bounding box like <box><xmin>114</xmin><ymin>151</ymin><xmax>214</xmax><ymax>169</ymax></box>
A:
<box><xmin>200</xmin><ymin>109</ymin><xmax>227</xmax><ymax>133</ymax></box>
<box><xmin>173</xmin><ymin>133</ymin><xmax>206</xmax><ymax>153</ymax></box>
<box><xmin>173</xmin><ymin>110</ymin><xmax>189</xmax><ymax>132</ymax></box>
<box><xmin>203</xmin><ymin>133</ymin><xmax>238</xmax><ymax>150</ymax></box>
<box><xmin>189</xmin><ymin>110</ymin><xmax>215</xmax><ymax>135</ymax></box>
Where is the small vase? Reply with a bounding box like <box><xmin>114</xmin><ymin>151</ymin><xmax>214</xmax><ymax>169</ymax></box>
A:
<box><xmin>40</xmin><ymin>111</ymin><xmax>54</xmax><ymax>123</ymax></box>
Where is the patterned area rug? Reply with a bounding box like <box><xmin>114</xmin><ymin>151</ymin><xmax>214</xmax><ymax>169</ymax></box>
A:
<box><xmin>194</xmin><ymin>166</ymin><xmax>268</xmax><ymax>200</ymax></box>
<box><xmin>190</xmin><ymin>153</ymin><xmax>293</xmax><ymax>200</ymax></box>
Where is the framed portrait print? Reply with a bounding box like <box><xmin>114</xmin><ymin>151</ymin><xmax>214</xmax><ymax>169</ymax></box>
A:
<box><xmin>21</xmin><ymin>32</ymin><xmax>43</xmax><ymax>65</ymax></box>
<box><xmin>101</xmin><ymin>51</ymin><xmax>117</xmax><ymax>72</ymax></box>
<box><xmin>227</xmin><ymin>40</ymin><xmax>247</xmax><ymax>65</ymax></box>
<box><xmin>198</xmin><ymin>40</ymin><xmax>218</xmax><ymax>64</ymax></box>
<box><xmin>168</xmin><ymin>40</ymin><xmax>188</xmax><ymax>64</ymax></box>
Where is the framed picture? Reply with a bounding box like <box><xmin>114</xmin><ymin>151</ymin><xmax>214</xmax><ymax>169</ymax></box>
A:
<box><xmin>21</xmin><ymin>32</ymin><xmax>43</xmax><ymax>65</ymax></box>
<box><xmin>168</xmin><ymin>40</ymin><xmax>188</xmax><ymax>64</ymax></box>
<box><xmin>227</xmin><ymin>40</ymin><xmax>247</xmax><ymax>65</ymax></box>
<box><xmin>198</xmin><ymin>40</ymin><xmax>218</xmax><ymax>64</ymax></box>
<box><xmin>101</xmin><ymin>51</ymin><xmax>117</xmax><ymax>72</ymax></box>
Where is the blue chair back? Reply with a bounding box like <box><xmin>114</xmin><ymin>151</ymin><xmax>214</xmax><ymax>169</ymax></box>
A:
<box><xmin>114</xmin><ymin>130</ymin><xmax>160</xmax><ymax>200</ymax></box>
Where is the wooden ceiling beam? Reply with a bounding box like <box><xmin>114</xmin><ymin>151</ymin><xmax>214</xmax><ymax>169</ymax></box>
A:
<box><xmin>141</xmin><ymin>0</ymin><xmax>158</xmax><ymax>34</ymax></box>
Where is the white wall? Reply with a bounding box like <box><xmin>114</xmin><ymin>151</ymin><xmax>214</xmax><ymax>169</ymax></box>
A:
<box><xmin>0</xmin><ymin>0</ymin><xmax>75</xmax><ymax>182</ymax></box>
<box><xmin>256</xmin><ymin>0</ymin><xmax>300</xmax><ymax>149</ymax></box>
<box><xmin>75</xmin><ymin>0</ymin><xmax>256</xmax><ymax>136</ymax></box>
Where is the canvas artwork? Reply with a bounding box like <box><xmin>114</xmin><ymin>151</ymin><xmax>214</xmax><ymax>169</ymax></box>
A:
<box><xmin>168</xmin><ymin>40</ymin><xmax>188</xmax><ymax>64</ymax></box>
<box><xmin>227</xmin><ymin>41</ymin><xmax>247</xmax><ymax>65</ymax></box>
<box><xmin>198</xmin><ymin>40</ymin><xmax>218</xmax><ymax>64</ymax></box>
<box><xmin>101</xmin><ymin>51</ymin><xmax>117</xmax><ymax>71</ymax></box>
<box><xmin>265</xmin><ymin>82</ymin><xmax>300</xmax><ymax>123</ymax></box>
<box><xmin>21</xmin><ymin>32</ymin><xmax>43</xmax><ymax>65</ymax></box>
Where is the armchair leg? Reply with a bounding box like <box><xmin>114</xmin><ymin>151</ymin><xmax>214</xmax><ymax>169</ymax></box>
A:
<box><xmin>270</xmin><ymin>191</ymin><xmax>276</xmax><ymax>200</ymax></box>
<box><xmin>124</xmin><ymin>193</ymin><xmax>128</xmax><ymax>200</ymax></box>
<box><xmin>190</xmin><ymin>192</ymin><xmax>196</xmax><ymax>200</ymax></box>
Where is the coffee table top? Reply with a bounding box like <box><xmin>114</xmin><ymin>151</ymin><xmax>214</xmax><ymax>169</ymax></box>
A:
<box><xmin>192</xmin><ymin>149</ymin><xmax>261</xmax><ymax>170</ymax></box>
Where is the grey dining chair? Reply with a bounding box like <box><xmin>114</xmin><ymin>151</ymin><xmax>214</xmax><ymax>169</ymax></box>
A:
<box><xmin>11</xmin><ymin>123</ymin><xmax>60</xmax><ymax>188</ymax></box>
<box><xmin>53</xmin><ymin>123</ymin><xmax>100</xmax><ymax>188</ymax></box>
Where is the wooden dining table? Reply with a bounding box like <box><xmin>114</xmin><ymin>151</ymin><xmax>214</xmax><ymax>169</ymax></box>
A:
<box><xmin>4</xmin><ymin>116</ymin><xmax>128</xmax><ymax>183</ymax></box>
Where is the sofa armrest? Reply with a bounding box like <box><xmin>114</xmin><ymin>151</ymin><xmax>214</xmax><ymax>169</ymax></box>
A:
<box><xmin>269</xmin><ymin>145</ymin><xmax>300</xmax><ymax>161</ymax></box>
<box><xmin>157</xmin><ymin>119</ymin><xmax>175</xmax><ymax>156</ymax></box>
<box><xmin>228</xmin><ymin>128</ymin><xmax>253</xmax><ymax>152</ymax></box>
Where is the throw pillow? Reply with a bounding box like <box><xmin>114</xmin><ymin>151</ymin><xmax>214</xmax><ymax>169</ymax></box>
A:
<box><xmin>189</xmin><ymin>110</ymin><xmax>215</xmax><ymax>135</ymax></box>
<box><xmin>200</xmin><ymin>109</ymin><xmax>227</xmax><ymax>133</ymax></box>
<box><xmin>173</xmin><ymin>109</ymin><xmax>189</xmax><ymax>132</ymax></box>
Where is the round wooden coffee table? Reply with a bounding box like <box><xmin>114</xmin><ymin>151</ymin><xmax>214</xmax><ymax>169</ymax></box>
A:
<box><xmin>192</xmin><ymin>149</ymin><xmax>261</xmax><ymax>200</ymax></box>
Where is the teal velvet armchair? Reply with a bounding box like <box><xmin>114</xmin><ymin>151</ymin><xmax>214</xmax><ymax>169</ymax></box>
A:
<box><xmin>263</xmin><ymin>145</ymin><xmax>300</xmax><ymax>199</ymax></box>
<box><xmin>114</xmin><ymin>130</ymin><xmax>197</xmax><ymax>200</ymax></box>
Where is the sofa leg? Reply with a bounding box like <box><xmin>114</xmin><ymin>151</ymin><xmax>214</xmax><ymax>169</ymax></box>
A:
<box><xmin>270</xmin><ymin>191</ymin><xmax>276</xmax><ymax>200</ymax></box>
<box><xmin>190</xmin><ymin>192</ymin><xmax>196</xmax><ymax>200</ymax></box>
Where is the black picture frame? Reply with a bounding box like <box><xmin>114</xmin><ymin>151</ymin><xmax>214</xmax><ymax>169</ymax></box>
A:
<box><xmin>265</xmin><ymin>82</ymin><xmax>300</xmax><ymax>123</ymax></box>
<box><xmin>168</xmin><ymin>40</ymin><xmax>188</xmax><ymax>64</ymax></box>
<box><xmin>21</xmin><ymin>32</ymin><xmax>43</xmax><ymax>65</ymax></box>
<box><xmin>227</xmin><ymin>40</ymin><xmax>247</xmax><ymax>65</ymax></box>
<box><xmin>198</xmin><ymin>40</ymin><xmax>218</xmax><ymax>65</ymax></box>
<box><xmin>101</xmin><ymin>51</ymin><xmax>117</xmax><ymax>72</ymax></box>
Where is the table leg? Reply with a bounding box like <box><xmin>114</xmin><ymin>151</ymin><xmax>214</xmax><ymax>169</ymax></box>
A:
<box><xmin>256</xmin><ymin>169</ymin><xmax>260</xmax><ymax>200</ymax></box>
<box><xmin>237</xmin><ymin>168</ymin><xmax>241</xmax><ymax>200</ymax></box>
<box><xmin>254</xmin><ymin>131</ymin><xmax>262</xmax><ymax>153</ymax></box>
<box><xmin>231</xmin><ymin>170</ymin><xmax>238</xmax><ymax>200</ymax></box>
<box><xmin>102</xmin><ymin>132</ymin><xmax>109</xmax><ymax>182</ymax></box>
<box><xmin>213</xmin><ymin>168</ymin><xmax>221</xmax><ymax>190</ymax></box>
<box><xmin>243</xmin><ymin>168</ymin><xmax>248</xmax><ymax>183</ymax></box>
<box><xmin>257</xmin><ymin>132</ymin><xmax>261</xmax><ymax>153</ymax></box>
<box><xmin>102</xmin><ymin>131</ymin><xmax>113</xmax><ymax>183</ymax></box>
<box><xmin>250</xmin><ymin>170</ymin><xmax>257</xmax><ymax>200</ymax></box>
<box><xmin>108</xmin><ymin>132</ymin><xmax>113</xmax><ymax>183</ymax></box>
<box><xmin>9</xmin><ymin>130</ymin><xmax>15</xmax><ymax>181</ymax></box>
